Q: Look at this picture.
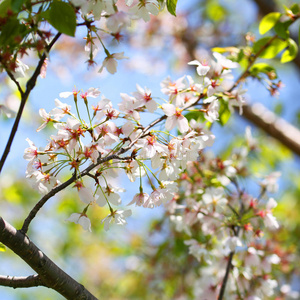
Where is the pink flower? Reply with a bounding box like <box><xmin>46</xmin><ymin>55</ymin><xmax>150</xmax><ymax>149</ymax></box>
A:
<box><xmin>128</xmin><ymin>192</ymin><xmax>149</xmax><ymax>206</ymax></box>
<box><xmin>133</xmin><ymin>84</ymin><xmax>157</xmax><ymax>113</ymax></box>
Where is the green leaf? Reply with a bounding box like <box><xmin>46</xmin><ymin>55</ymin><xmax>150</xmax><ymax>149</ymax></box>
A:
<box><xmin>0</xmin><ymin>17</ymin><xmax>27</xmax><ymax>45</ymax></box>
<box><xmin>11</xmin><ymin>0</ymin><xmax>24</xmax><ymax>12</ymax></box>
<box><xmin>281</xmin><ymin>38</ymin><xmax>298</xmax><ymax>63</ymax></box>
<box><xmin>259</xmin><ymin>12</ymin><xmax>281</xmax><ymax>35</ymax></box>
<box><xmin>250</xmin><ymin>62</ymin><xmax>277</xmax><ymax>78</ymax></box>
<box><xmin>274</xmin><ymin>20</ymin><xmax>291</xmax><ymax>39</ymax></box>
<box><xmin>218</xmin><ymin>100</ymin><xmax>231</xmax><ymax>126</ymax></box>
<box><xmin>0</xmin><ymin>0</ymin><xmax>11</xmax><ymax>17</ymax></box>
<box><xmin>166</xmin><ymin>0</ymin><xmax>177</xmax><ymax>16</ymax></box>
<box><xmin>211</xmin><ymin>47</ymin><xmax>239</xmax><ymax>54</ymax></box>
<box><xmin>184</xmin><ymin>111</ymin><xmax>205</xmax><ymax>123</ymax></box>
<box><xmin>206</xmin><ymin>0</ymin><xmax>226</xmax><ymax>22</ymax></box>
<box><xmin>48</xmin><ymin>0</ymin><xmax>76</xmax><ymax>37</ymax></box>
<box><xmin>290</xmin><ymin>3</ymin><xmax>299</xmax><ymax>14</ymax></box>
<box><xmin>0</xmin><ymin>243</ymin><xmax>6</xmax><ymax>252</ymax></box>
<box><xmin>253</xmin><ymin>37</ymin><xmax>288</xmax><ymax>59</ymax></box>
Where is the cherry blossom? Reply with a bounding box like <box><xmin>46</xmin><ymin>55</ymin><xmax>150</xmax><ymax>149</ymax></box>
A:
<box><xmin>99</xmin><ymin>52</ymin><xmax>129</xmax><ymax>74</ymax></box>
<box><xmin>66</xmin><ymin>213</ymin><xmax>92</xmax><ymax>232</ymax></box>
<box><xmin>102</xmin><ymin>209</ymin><xmax>132</xmax><ymax>231</ymax></box>
<box><xmin>162</xmin><ymin>103</ymin><xmax>189</xmax><ymax>133</ymax></box>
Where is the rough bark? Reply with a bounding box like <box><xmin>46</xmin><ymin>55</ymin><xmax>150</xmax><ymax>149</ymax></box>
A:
<box><xmin>0</xmin><ymin>217</ymin><xmax>99</xmax><ymax>300</ymax></box>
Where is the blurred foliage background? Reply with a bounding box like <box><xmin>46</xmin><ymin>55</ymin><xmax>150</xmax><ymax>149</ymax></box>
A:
<box><xmin>0</xmin><ymin>0</ymin><xmax>300</xmax><ymax>299</ymax></box>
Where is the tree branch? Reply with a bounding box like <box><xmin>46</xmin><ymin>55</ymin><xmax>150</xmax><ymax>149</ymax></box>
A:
<box><xmin>0</xmin><ymin>217</ymin><xmax>98</xmax><ymax>299</ymax></box>
<box><xmin>180</xmin><ymin>14</ymin><xmax>300</xmax><ymax>156</ymax></box>
<box><xmin>0</xmin><ymin>274</ymin><xmax>47</xmax><ymax>289</ymax></box>
<box><xmin>0</xmin><ymin>32</ymin><xmax>62</xmax><ymax>174</ymax></box>
<box><xmin>240</xmin><ymin>103</ymin><xmax>300</xmax><ymax>156</ymax></box>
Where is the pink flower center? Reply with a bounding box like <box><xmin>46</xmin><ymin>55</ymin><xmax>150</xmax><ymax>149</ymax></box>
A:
<box><xmin>146</xmin><ymin>136</ymin><xmax>156</xmax><ymax>145</ymax></box>
<box><xmin>175</xmin><ymin>107</ymin><xmax>183</xmax><ymax>118</ymax></box>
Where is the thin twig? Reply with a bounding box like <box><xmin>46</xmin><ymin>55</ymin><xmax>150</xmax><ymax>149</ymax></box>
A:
<box><xmin>21</xmin><ymin>93</ymin><xmax>205</xmax><ymax>232</ymax></box>
<box><xmin>218</xmin><ymin>251</ymin><xmax>235</xmax><ymax>300</ymax></box>
<box><xmin>0</xmin><ymin>32</ymin><xmax>62</xmax><ymax>174</ymax></box>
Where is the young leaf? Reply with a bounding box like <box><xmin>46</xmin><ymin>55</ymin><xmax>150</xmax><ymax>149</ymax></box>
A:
<box><xmin>259</xmin><ymin>12</ymin><xmax>281</xmax><ymax>35</ymax></box>
<box><xmin>167</xmin><ymin>0</ymin><xmax>177</xmax><ymax>16</ymax></box>
<box><xmin>253</xmin><ymin>37</ymin><xmax>288</xmax><ymax>59</ymax></box>
<box><xmin>250</xmin><ymin>63</ymin><xmax>277</xmax><ymax>78</ymax></box>
<box><xmin>281</xmin><ymin>38</ymin><xmax>298</xmax><ymax>63</ymax></box>
<box><xmin>48</xmin><ymin>0</ymin><xmax>76</xmax><ymax>37</ymax></box>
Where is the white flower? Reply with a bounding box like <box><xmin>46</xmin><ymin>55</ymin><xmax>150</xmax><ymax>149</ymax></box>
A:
<box><xmin>213</xmin><ymin>52</ymin><xmax>239</xmax><ymax>69</ymax></box>
<box><xmin>23</xmin><ymin>138</ymin><xmax>38</xmax><ymax>161</ymax></box>
<box><xmin>78</xmin><ymin>186</ymin><xmax>95</xmax><ymax>204</ymax></box>
<box><xmin>203</xmin><ymin>96</ymin><xmax>219</xmax><ymax>123</ymax></box>
<box><xmin>136</xmin><ymin>135</ymin><xmax>167</xmax><ymax>158</ymax></box>
<box><xmin>13</xmin><ymin>59</ymin><xmax>29</xmax><ymax>78</ymax></box>
<box><xmin>97</xmin><ymin>184</ymin><xmax>125</xmax><ymax>207</ymax></box>
<box><xmin>185</xmin><ymin>239</ymin><xmax>210</xmax><ymax>262</ymax></box>
<box><xmin>129</xmin><ymin>0</ymin><xmax>159</xmax><ymax>22</ymax></box>
<box><xmin>202</xmin><ymin>187</ymin><xmax>227</xmax><ymax>212</ymax></box>
<box><xmin>223</xmin><ymin>236</ymin><xmax>242</xmax><ymax>252</ymax></box>
<box><xmin>261</xmin><ymin>172</ymin><xmax>281</xmax><ymax>193</ymax></box>
<box><xmin>99</xmin><ymin>52</ymin><xmax>128</xmax><ymax>74</ymax></box>
<box><xmin>162</xmin><ymin>103</ymin><xmax>189</xmax><ymax>133</ymax></box>
<box><xmin>102</xmin><ymin>209</ymin><xmax>132</xmax><ymax>231</ymax></box>
<box><xmin>127</xmin><ymin>192</ymin><xmax>149</xmax><ymax>206</ymax></box>
<box><xmin>66</xmin><ymin>213</ymin><xmax>92</xmax><ymax>232</ymax></box>
<box><xmin>133</xmin><ymin>84</ymin><xmax>157</xmax><ymax>113</ymax></box>
<box><xmin>188</xmin><ymin>60</ymin><xmax>210</xmax><ymax>76</ymax></box>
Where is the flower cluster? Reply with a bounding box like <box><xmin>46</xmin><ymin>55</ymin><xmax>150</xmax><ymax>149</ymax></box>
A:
<box><xmin>23</xmin><ymin>54</ymin><xmax>243</xmax><ymax>231</ymax></box>
<box><xmin>161</xmin><ymin>139</ymin><xmax>282</xmax><ymax>299</ymax></box>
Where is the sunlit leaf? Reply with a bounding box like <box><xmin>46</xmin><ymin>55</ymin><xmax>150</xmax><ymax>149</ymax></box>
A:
<box><xmin>281</xmin><ymin>38</ymin><xmax>298</xmax><ymax>63</ymax></box>
<box><xmin>250</xmin><ymin>62</ymin><xmax>277</xmax><ymax>78</ymax></box>
<box><xmin>253</xmin><ymin>37</ymin><xmax>288</xmax><ymax>59</ymax></box>
<box><xmin>259</xmin><ymin>12</ymin><xmax>281</xmax><ymax>35</ymax></box>
<box><xmin>166</xmin><ymin>0</ymin><xmax>177</xmax><ymax>16</ymax></box>
<box><xmin>211</xmin><ymin>47</ymin><xmax>239</xmax><ymax>54</ymax></box>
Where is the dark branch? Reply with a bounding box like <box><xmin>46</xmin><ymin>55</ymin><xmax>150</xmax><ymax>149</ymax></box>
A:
<box><xmin>21</xmin><ymin>154</ymin><xmax>132</xmax><ymax>233</ymax></box>
<box><xmin>0</xmin><ymin>32</ymin><xmax>62</xmax><ymax>174</ymax></box>
<box><xmin>0</xmin><ymin>274</ymin><xmax>47</xmax><ymax>289</ymax></box>
<box><xmin>218</xmin><ymin>251</ymin><xmax>234</xmax><ymax>300</ymax></box>
<box><xmin>0</xmin><ymin>217</ymin><xmax>98</xmax><ymax>299</ymax></box>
